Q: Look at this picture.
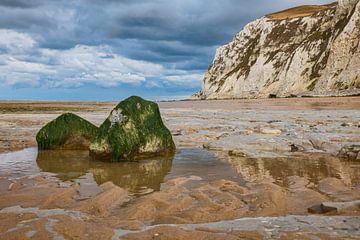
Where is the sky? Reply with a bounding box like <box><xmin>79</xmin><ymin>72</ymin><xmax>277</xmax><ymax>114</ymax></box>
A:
<box><xmin>0</xmin><ymin>0</ymin><xmax>334</xmax><ymax>101</ymax></box>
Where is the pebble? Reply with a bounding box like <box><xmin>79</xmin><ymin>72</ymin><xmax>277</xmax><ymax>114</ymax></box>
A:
<box><xmin>260</xmin><ymin>128</ymin><xmax>282</xmax><ymax>135</ymax></box>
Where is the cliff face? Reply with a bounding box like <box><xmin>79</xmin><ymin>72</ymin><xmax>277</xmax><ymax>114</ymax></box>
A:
<box><xmin>197</xmin><ymin>0</ymin><xmax>360</xmax><ymax>99</ymax></box>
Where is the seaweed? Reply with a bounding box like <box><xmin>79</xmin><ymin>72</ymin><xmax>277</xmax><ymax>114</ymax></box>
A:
<box><xmin>90</xmin><ymin>96</ymin><xmax>175</xmax><ymax>162</ymax></box>
<box><xmin>36</xmin><ymin>113</ymin><xmax>98</xmax><ymax>150</ymax></box>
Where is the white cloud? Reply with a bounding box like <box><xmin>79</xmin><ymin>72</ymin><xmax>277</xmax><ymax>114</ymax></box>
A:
<box><xmin>0</xmin><ymin>29</ymin><xmax>203</xmax><ymax>89</ymax></box>
<box><xmin>0</xmin><ymin>29</ymin><xmax>36</xmax><ymax>53</ymax></box>
<box><xmin>162</xmin><ymin>73</ymin><xmax>204</xmax><ymax>87</ymax></box>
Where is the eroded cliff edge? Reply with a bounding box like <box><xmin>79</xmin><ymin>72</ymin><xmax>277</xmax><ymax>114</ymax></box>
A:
<box><xmin>196</xmin><ymin>0</ymin><xmax>360</xmax><ymax>99</ymax></box>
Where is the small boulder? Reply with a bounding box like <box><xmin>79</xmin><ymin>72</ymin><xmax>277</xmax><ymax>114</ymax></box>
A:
<box><xmin>36</xmin><ymin>113</ymin><xmax>98</xmax><ymax>150</ymax></box>
<box><xmin>90</xmin><ymin>96</ymin><xmax>175</xmax><ymax>161</ymax></box>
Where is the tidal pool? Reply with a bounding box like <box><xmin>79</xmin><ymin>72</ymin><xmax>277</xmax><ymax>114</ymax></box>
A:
<box><xmin>227</xmin><ymin>154</ymin><xmax>360</xmax><ymax>186</ymax></box>
<box><xmin>1</xmin><ymin>147</ymin><xmax>360</xmax><ymax>195</ymax></box>
<box><xmin>0</xmin><ymin>148</ymin><xmax>242</xmax><ymax>195</ymax></box>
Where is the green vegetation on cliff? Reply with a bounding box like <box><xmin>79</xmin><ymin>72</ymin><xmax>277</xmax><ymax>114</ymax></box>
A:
<box><xmin>36</xmin><ymin>113</ymin><xmax>98</xmax><ymax>150</ymax></box>
<box><xmin>90</xmin><ymin>96</ymin><xmax>175</xmax><ymax>162</ymax></box>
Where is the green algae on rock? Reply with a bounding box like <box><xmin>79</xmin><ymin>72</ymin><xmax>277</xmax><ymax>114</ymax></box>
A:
<box><xmin>36</xmin><ymin>113</ymin><xmax>98</xmax><ymax>150</ymax></box>
<box><xmin>90</xmin><ymin>96</ymin><xmax>175</xmax><ymax>162</ymax></box>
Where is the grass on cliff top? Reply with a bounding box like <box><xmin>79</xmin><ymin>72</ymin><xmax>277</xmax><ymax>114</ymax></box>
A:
<box><xmin>266</xmin><ymin>2</ymin><xmax>337</xmax><ymax>20</ymax></box>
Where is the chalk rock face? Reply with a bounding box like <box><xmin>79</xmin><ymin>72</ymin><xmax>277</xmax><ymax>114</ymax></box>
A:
<box><xmin>90</xmin><ymin>96</ymin><xmax>175</xmax><ymax>162</ymax></box>
<box><xmin>197</xmin><ymin>1</ymin><xmax>360</xmax><ymax>99</ymax></box>
<box><xmin>36</xmin><ymin>113</ymin><xmax>98</xmax><ymax>150</ymax></box>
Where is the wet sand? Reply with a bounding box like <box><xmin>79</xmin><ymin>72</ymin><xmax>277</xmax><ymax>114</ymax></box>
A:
<box><xmin>0</xmin><ymin>97</ymin><xmax>360</xmax><ymax>239</ymax></box>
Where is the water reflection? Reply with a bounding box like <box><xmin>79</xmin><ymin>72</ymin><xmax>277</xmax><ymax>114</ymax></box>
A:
<box><xmin>228</xmin><ymin>154</ymin><xmax>360</xmax><ymax>186</ymax></box>
<box><xmin>36</xmin><ymin>150</ymin><xmax>173</xmax><ymax>193</ymax></box>
<box><xmin>0</xmin><ymin>148</ymin><xmax>242</xmax><ymax>195</ymax></box>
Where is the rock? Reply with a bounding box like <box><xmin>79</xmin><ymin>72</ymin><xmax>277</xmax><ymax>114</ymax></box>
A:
<box><xmin>89</xmin><ymin>96</ymin><xmax>175</xmax><ymax>161</ymax></box>
<box><xmin>338</xmin><ymin>145</ymin><xmax>360</xmax><ymax>160</ymax></box>
<box><xmin>290</xmin><ymin>144</ymin><xmax>305</xmax><ymax>152</ymax></box>
<box><xmin>172</xmin><ymin>129</ymin><xmax>183</xmax><ymax>136</ymax></box>
<box><xmin>76</xmin><ymin>182</ymin><xmax>130</xmax><ymax>215</ymax></box>
<box><xmin>36</xmin><ymin>113</ymin><xmax>98</xmax><ymax>150</ymax></box>
<box><xmin>259</xmin><ymin>128</ymin><xmax>281</xmax><ymax>135</ymax></box>
<box><xmin>308</xmin><ymin>200</ymin><xmax>360</xmax><ymax>214</ymax></box>
<box><xmin>195</xmin><ymin>1</ymin><xmax>360</xmax><ymax>99</ymax></box>
<box><xmin>8</xmin><ymin>182</ymin><xmax>22</xmax><ymax>191</ymax></box>
<box><xmin>228</xmin><ymin>149</ymin><xmax>246</xmax><ymax>157</ymax></box>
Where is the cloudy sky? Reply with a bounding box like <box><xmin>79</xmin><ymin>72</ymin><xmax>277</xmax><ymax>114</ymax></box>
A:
<box><xmin>0</xmin><ymin>0</ymin><xmax>333</xmax><ymax>100</ymax></box>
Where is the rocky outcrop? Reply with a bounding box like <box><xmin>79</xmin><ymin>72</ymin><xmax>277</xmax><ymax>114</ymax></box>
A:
<box><xmin>196</xmin><ymin>0</ymin><xmax>360</xmax><ymax>99</ymax></box>
<box><xmin>90</xmin><ymin>96</ymin><xmax>175</xmax><ymax>161</ymax></box>
<box><xmin>36</xmin><ymin>113</ymin><xmax>98</xmax><ymax>150</ymax></box>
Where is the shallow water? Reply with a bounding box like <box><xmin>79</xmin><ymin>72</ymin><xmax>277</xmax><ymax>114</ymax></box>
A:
<box><xmin>228</xmin><ymin>154</ymin><xmax>360</xmax><ymax>186</ymax></box>
<box><xmin>0</xmin><ymin>148</ymin><xmax>242</xmax><ymax>194</ymax></box>
<box><xmin>1</xmin><ymin>148</ymin><xmax>360</xmax><ymax>195</ymax></box>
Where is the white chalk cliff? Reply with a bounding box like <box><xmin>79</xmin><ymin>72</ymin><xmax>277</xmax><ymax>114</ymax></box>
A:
<box><xmin>196</xmin><ymin>0</ymin><xmax>360</xmax><ymax>99</ymax></box>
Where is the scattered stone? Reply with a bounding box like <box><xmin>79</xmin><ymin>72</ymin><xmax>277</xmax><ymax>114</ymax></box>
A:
<box><xmin>8</xmin><ymin>181</ymin><xmax>22</xmax><ymax>191</ymax></box>
<box><xmin>172</xmin><ymin>129</ymin><xmax>183</xmax><ymax>136</ymax></box>
<box><xmin>36</xmin><ymin>113</ymin><xmax>98</xmax><ymax>150</ymax></box>
<box><xmin>228</xmin><ymin>150</ymin><xmax>246</xmax><ymax>157</ymax></box>
<box><xmin>260</xmin><ymin>128</ymin><xmax>282</xmax><ymax>135</ymax></box>
<box><xmin>90</xmin><ymin>96</ymin><xmax>175</xmax><ymax>161</ymax></box>
<box><xmin>289</xmin><ymin>144</ymin><xmax>305</xmax><ymax>152</ymax></box>
<box><xmin>341</xmin><ymin>122</ymin><xmax>350</xmax><ymax>127</ymax></box>
<box><xmin>338</xmin><ymin>145</ymin><xmax>360</xmax><ymax>161</ymax></box>
<box><xmin>308</xmin><ymin>200</ymin><xmax>360</xmax><ymax>214</ymax></box>
<box><xmin>58</xmin><ymin>182</ymin><xmax>72</xmax><ymax>188</ymax></box>
<box><xmin>267</xmin><ymin>120</ymin><xmax>282</xmax><ymax>124</ymax></box>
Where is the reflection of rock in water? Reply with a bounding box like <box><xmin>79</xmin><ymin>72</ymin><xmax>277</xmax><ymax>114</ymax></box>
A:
<box><xmin>227</xmin><ymin>154</ymin><xmax>360</xmax><ymax>186</ymax></box>
<box><xmin>36</xmin><ymin>150</ymin><xmax>173</xmax><ymax>192</ymax></box>
<box><xmin>36</xmin><ymin>150</ymin><xmax>91</xmax><ymax>180</ymax></box>
<box><xmin>90</xmin><ymin>158</ymin><xmax>173</xmax><ymax>192</ymax></box>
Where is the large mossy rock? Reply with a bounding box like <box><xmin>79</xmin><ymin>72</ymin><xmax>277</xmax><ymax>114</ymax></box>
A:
<box><xmin>89</xmin><ymin>96</ymin><xmax>175</xmax><ymax>161</ymax></box>
<box><xmin>36</xmin><ymin>113</ymin><xmax>98</xmax><ymax>150</ymax></box>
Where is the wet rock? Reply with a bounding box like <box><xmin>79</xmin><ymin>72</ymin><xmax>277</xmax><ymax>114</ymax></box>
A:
<box><xmin>36</xmin><ymin>113</ymin><xmax>98</xmax><ymax>150</ymax></box>
<box><xmin>202</xmin><ymin>143</ymin><xmax>223</xmax><ymax>151</ymax></box>
<box><xmin>267</xmin><ymin>120</ymin><xmax>282</xmax><ymax>124</ymax></box>
<box><xmin>77</xmin><ymin>182</ymin><xmax>130</xmax><ymax>215</ymax></box>
<box><xmin>90</xmin><ymin>96</ymin><xmax>175</xmax><ymax>161</ymax></box>
<box><xmin>228</xmin><ymin>149</ymin><xmax>246</xmax><ymax>157</ymax></box>
<box><xmin>289</xmin><ymin>144</ymin><xmax>305</xmax><ymax>152</ymax></box>
<box><xmin>8</xmin><ymin>181</ymin><xmax>22</xmax><ymax>191</ymax></box>
<box><xmin>317</xmin><ymin>178</ymin><xmax>360</xmax><ymax>201</ymax></box>
<box><xmin>172</xmin><ymin>129</ymin><xmax>183</xmax><ymax>136</ymax></box>
<box><xmin>308</xmin><ymin>200</ymin><xmax>360</xmax><ymax>214</ymax></box>
<box><xmin>338</xmin><ymin>145</ymin><xmax>360</xmax><ymax>160</ymax></box>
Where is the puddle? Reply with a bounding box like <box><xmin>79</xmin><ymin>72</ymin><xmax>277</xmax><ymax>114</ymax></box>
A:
<box><xmin>1</xmin><ymin>147</ymin><xmax>359</xmax><ymax>195</ymax></box>
<box><xmin>0</xmin><ymin>148</ymin><xmax>242</xmax><ymax>195</ymax></box>
<box><xmin>227</xmin><ymin>154</ymin><xmax>360</xmax><ymax>186</ymax></box>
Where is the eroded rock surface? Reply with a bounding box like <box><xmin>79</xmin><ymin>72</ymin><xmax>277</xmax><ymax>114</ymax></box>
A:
<box><xmin>196</xmin><ymin>0</ymin><xmax>360</xmax><ymax>99</ymax></box>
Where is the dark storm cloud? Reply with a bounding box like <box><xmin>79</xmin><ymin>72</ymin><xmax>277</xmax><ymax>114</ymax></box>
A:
<box><xmin>0</xmin><ymin>7</ymin><xmax>53</xmax><ymax>29</ymax></box>
<box><xmin>0</xmin><ymin>0</ymin><xmax>41</xmax><ymax>8</ymax></box>
<box><xmin>0</xmin><ymin>0</ymin><xmax>335</xmax><ymax>63</ymax></box>
<box><xmin>97</xmin><ymin>0</ymin><xmax>333</xmax><ymax>68</ymax></box>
